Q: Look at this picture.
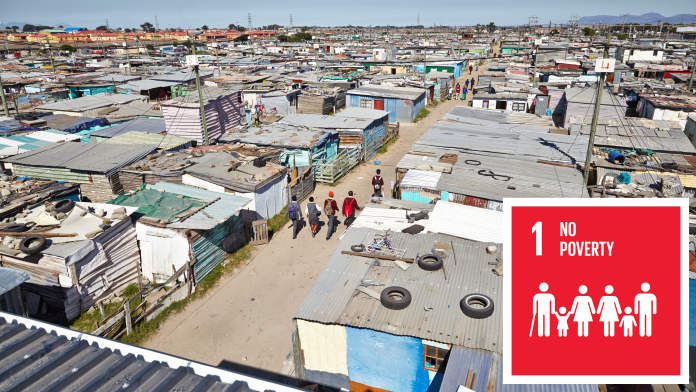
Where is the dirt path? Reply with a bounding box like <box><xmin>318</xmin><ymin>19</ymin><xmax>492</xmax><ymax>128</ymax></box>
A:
<box><xmin>144</xmin><ymin>63</ymin><xmax>486</xmax><ymax>383</ymax></box>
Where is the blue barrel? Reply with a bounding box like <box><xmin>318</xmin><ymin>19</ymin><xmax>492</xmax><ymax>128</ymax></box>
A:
<box><xmin>608</xmin><ymin>151</ymin><xmax>625</xmax><ymax>165</ymax></box>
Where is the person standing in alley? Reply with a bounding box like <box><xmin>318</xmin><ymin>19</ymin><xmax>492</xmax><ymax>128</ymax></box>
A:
<box><xmin>469</xmin><ymin>64</ymin><xmax>473</xmax><ymax>74</ymax></box>
<box><xmin>455</xmin><ymin>84</ymin><xmax>461</xmax><ymax>100</ymax></box>
<box><xmin>372</xmin><ymin>169</ymin><xmax>384</xmax><ymax>197</ymax></box>
<box><xmin>284</xmin><ymin>195</ymin><xmax>303</xmax><ymax>239</ymax></box>
<box><xmin>462</xmin><ymin>86</ymin><xmax>468</xmax><ymax>101</ymax></box>
<box><xmin>324</xmin><ymin>191</ymin><xmax>339</xmax><ymax>240</ymax></box>
<box><xmin>448</xmin><ymin>86</ymin><xmax>453</xmax><ymax>100</ymax></box>
<box><xmin>342</xmin><ymin>190</ymin><xmax>360</xmax><ymax>227</ymax></box>
<box><xmin>305</xmin><ymin>197</ymin><xmax>320</xmax><ymax>237</ymax></box>
<box><xmin>465</xmin><ymin>79</ymin><xmax>469</xmax><ymax>90</ymax></box>
<box><xmin>470</xmin><ymin>77</ymin><xmax>475</xmax><ymax>87</ymax></box>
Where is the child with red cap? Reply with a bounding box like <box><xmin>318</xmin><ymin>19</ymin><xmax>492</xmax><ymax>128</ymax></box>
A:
<box><xmin>324</xmin><ymin>191</ymin><xmax>339</xmax><ymax>240</ymax></box>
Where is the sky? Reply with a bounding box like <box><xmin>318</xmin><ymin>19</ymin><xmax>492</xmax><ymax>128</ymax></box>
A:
<box><xmin>3</xmin><ymin>0</ymin><xmax>692</xmax><ymax>29</ymax></box>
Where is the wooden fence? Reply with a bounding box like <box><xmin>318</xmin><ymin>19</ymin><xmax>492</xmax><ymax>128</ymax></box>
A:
<box><xmin>313</xmin><ymin>147</ymin><xmax>362</xmax><ymax>184</ymax></box>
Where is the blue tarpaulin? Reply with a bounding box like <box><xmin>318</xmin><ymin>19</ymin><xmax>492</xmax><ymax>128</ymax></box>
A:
<box><xmin>42</xmin><ymin>114</ymin><xmax>106</xmax><ymax>134</ymax></box>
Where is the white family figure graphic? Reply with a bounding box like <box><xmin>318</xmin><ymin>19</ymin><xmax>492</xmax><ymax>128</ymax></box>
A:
<box><xmin>531</xmin><ymin>283</ymin><xmax>656</xmax><ymax>338</ymax></box>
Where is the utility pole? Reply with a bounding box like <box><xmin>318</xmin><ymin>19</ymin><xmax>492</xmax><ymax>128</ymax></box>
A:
<box><xmin>192</xmin><ymin>62</ymin><xmax>210</xmax><ymax>146</ymax></box>
<box><xmin>423</xmin><ymin>29</ymin><xmax>427</xmax><ymax>84</ymax></box>
<box><xmin>620</xmin><ymin>13</ymin><xmax>629</xmax><ymax>33</ymax></box>
<box><xmin>689</xmin><ymin>55</ymin><xmax>695</xmax><ymax>91</ymax></box>
<box><xmin>155</xmin><ymin>15</ymin><xmax>159</xmax><ymax>31</ymax></box>
<box><xmin>0</xmin><ymin>69</ymin><xmax>9</xmax><ymax>117</ymax></box>
<box><xmin>123</xmin><ymin>40</ymin><xmax>131</xmax><ymax>75</ymax></box>
<box><xmin>214</xmin><ymin>38</ymin><xmax>221</xmax><ymax>75</ymax></box>
<box><xmin>105</xmin><ymin>19</ymin><xmax>109</xmax><ymax>30</ymax></box>
<box><xmin>46</xmin><ymin>37</ymin><xmax>55</xmax><ymax>75</ymax></box>
<box><xmin>314</xmin><ymin>27</ymin><xmax>320</xmax><ymax>82</ymax></box>
<box><xmin>582</xmin><ymin>32</ymin><xmax>611</xmax><ymax>188</ymax></box>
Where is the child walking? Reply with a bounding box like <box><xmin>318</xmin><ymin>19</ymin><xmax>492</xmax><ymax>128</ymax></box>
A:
<box><xmin>555</xmin><ymin>306</ymin><xmax>570</xmax><ymax>337</ymax></box>
<box><xmin>620</xmin><ymin>307</ymin><xmax>637</xmax><ymax>337</ymax></box>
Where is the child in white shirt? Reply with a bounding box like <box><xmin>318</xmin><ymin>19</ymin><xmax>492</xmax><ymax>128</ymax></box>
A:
<box><xmin>555</xmin><ymin>306</ymin><xmax>570</xmax><ymax>337</ymax></box>
<box><xmin>620</xmin><ymin>307</ymin><xmax>637</xmax><ymax>337</ymax></box>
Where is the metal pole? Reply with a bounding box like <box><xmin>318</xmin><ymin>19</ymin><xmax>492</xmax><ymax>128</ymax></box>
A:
<box><xmin>689</xmin><ymin>55</ymin><xmax>696</xmax><ymax>92</ymax></box>
<box><xmin>215</xmin><ymin>38</ymin><xmax>221</xmax><ymax>75</ymax></box>
<box><xmin>194</xmin><ymin>65</ymin><xmax>210</xmax><ymax>146</ymax></box>
<box><xmin>0</xmin><ymin>73</ymin><xmax>10</xmax><ymax>117</ymax></box>
<box><xmin>124</xmin><ymin>41</ymin><xmax>131</xmax><ymax>76</ymax></box>
<box><xmin>423</xmin><ymin>29</ymin><xmax>427</xmax><ymax>83</ymax></box>
<box><xmin>46</xmin><ymin>38</ymin><xmax>55</xmax><ymax>75</ymax></box>
<box><xmin>582</xmin><ymin>33</ymin><xmax>611</xmax><ymax>188</ymax></box>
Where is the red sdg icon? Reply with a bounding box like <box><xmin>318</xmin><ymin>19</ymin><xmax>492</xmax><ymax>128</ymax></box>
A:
<box><xmin>503</xmin><ymin>199</ymin><xmax>689</xmax><ymax>384</ymax></box>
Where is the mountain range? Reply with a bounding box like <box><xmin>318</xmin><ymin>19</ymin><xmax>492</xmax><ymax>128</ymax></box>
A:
<box><xmin>578</xmin><ymin>13</ymin><xmax>696</xmax><ymax>25</ymax></box>
<box><xmin>0</xmin><ymin>22</ymin><xmax>71</xmax><ymax>30</ymax></box>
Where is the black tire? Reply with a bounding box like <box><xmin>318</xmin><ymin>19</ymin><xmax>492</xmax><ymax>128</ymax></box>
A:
<box><xmin>380</xmin><ymin>286</ymin><xmax>412</xmax><ymax>310</ymax></box>
<box><xmin>351</xmin><ymin>244</ymin><xmax>365</xmax><ymax>252</ymax></box>
<box><xmin>417</xmin><ymin>254</ymin><xmax>443</xmax><ymax>271</ymax></box>
<box><xmin>4</xmin><ymin>223</ymin><xmax>28</xmax><ymax>233</ymax></box>
<box><xmin>19</xmin><ymin>235</ymin><xmax>47</xmax><ymax>255</ymax></box>
<box><xmin>460</xmin><ymin>294</ymin><xmax>495</xmax><ymax>319</ymax></box>
<box><xmin>53</xmin><ymin>199</ymin><xmax>75</xmax><ymax>213</ymax></box>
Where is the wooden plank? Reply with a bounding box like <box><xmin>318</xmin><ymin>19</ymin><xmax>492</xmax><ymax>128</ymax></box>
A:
<box><xmin>123</xmin><ymin>300</ymin><xmax>132</xmax><ymax>335</ymax></box>
<box><xmin>465</xmin><ymin>369</ymin><xmax>473</xmax><ymax>388</ymax></box>
<box><xmin>93</xmin><ymin>309</ymin><xmax>124</xmax><ymax>335</ymax></box>
<box><xmin>0</xmin><ymin>232</ymin><xmax>77</xmax><ymax>238</ymax></box>
<box><xmin>341</xmin><ymin>250</ymin><xmax>414</xmax><ymax>263</ymax></box>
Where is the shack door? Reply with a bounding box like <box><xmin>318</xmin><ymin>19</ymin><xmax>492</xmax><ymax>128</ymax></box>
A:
<box><xmin>246</xmin><ymin>219</ymin><xmax>269</xmax><ymax>245</ymax></box>
<box><xmin>374</xmin><ymin>100</ymin><xmax>384</xmax><ymax>110</ymax></box>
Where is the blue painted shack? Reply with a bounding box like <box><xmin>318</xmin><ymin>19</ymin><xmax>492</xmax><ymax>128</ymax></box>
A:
<box><xmin>346</xmin><ymin>85</ymin><xmax>426</xmax><ymax>123</ymax></box>
<box><xmin>292</xmin><ymin>228</ymin><xmax>600</xmax><ymax>392</ymax></box>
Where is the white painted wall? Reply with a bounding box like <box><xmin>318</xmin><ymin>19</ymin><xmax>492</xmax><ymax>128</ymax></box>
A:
<box><xmin>296</xmin><ymin>319</ymin><xmax>349</xmax><ymax>377</ymax></box>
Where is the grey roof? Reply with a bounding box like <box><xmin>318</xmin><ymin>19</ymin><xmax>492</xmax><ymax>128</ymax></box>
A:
<box><xmin>564</xmin><ymin>87</ymin><xmax>628</xmax><ymax>106</ymax></box>
<box><xmin>280</xmin><ymin>113</ymin><xmax>376</xmax><ymax>129</ymax></box>
<box><xmin>473</xmin><ymin>92</ymin><xmax>528</xmax><ymax>99</ymax></box>
<box><xmin>334</xmin><ymin>107</ymin><xmax>390</xmax><ymax>121</ymax></box>
<box><xmin>443</xmin><ymin>106</ymin><xmax>554</xmax><ymax>131</ymax></box>
<box><xmin>150</xmin><ymin>69</ymin><xmax>213</xmax><ymax>83</ymax></box>
<box><xmin>220</xmin><ymin>123</ymin><xmax>330</xmax><ymax>149</ymax></box>
<box><xmin>347</xmin><ymin>85</ymin><xmax>426</xmax><ymax>100</ymax></box>
<box><xmin>89</xmin><ymin>118</ymin><xmax>167</xmax><ymax>138</ymax></box>
<box><xmin>3</xmin><ymin>142</ymin><xmax>157</xmax><ymax>176</ymax></box>
<box><xmin>0</xmin><ymin>267</ymin><xmax>29</xmax><ymax>296</ymax></box>
<box><xmin>569</xmin><ymin>116</ymin><xmax>696</xmax><ymax>154</ymax></box>
<box><xmin>432</xmin><ymin>151</ymin><xmax>589</xmax><ymax>200</ymax></box>
<box><xmin>92</xmin><ymin>74</ymin><xmax>141</xmax><ymax>82</ymax></box>
<box><xmin>412</xmin><ymin>121</ymin><xmax>590</xmax><ymax>165</ymax></box>
<box><xmin>184</xmin><ymin>153</ymin><xmax>286</xmax><ymax>193</ymax></box>
<box><xmin>294</xmin><ymin>228</ymin><xmax>503</xmax><ymax>351</ymax></box>
<box><xmin>36</xmin><ymin>93</ymin><xmax>144</xmax><ymax>112</ymax></box>
<box><xmin>116</xmin><ymin>79</ymin><xmax>182</xmax><ymax>91</ymax></box>
<box><xmin>0</xmin><ymin>313</ymin><xmax>298</xmax><ymax>392</ymax></box>
<box><xmin>162</xmin><ymin>86</ymin><xmax>239</xmax><ymax>107</ymax></box>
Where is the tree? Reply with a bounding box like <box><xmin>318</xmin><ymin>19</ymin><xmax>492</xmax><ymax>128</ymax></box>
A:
<box><xmin>301</xmin><ymin>26</ymin><xmax>309</xmax><ymax>32</ymax></box>
<box><xmin>201</xmin><ymin>25</ymin><xmax>209</xmax><ymax>31</ymax></box>
<box><xmin>124</xmin><ymin>28</ymin><xmax>132</xmax><ymax>33</ymax></box>
<box><xmin>487</xmin><ymin>22</ymin><xmax>496</xmax><ymax>33</ymax></box>
<box><xmin>172</xmin><ymin>41</ymin><xmax>179</xmax><ymax>46</ymax></box>
<box><xmin>234</xmin><ymin>34</ymin><xmax>249</xmax><ymax>42</ymax></box>
<box><xmin>140</xmin><ymin>22</ymin><xmax>155</xmax><ymax>33</ymax></box>
<box><xmin>96</xmin><ymin>25</ymin><xmax>108</xmax><ymax>31</ymax></box>
<box><xmin>277</xmin><ymin>35</ymin><xmax>289</xmax><ymax>42</ymax></box>
<box><xmin>60</xmin><ymin>44</ymin><xmax>76</xmax><ymax>52</ymax></box>
<box><xmin>11</xmin><ymin>26</ymin><xmax>18</xmax><ymax>32</ymax></box>
<box><xmin>582</xmin><ymin>27</ymin><xmax>596</xmax><ymax>36</ymax></box>
<box><xmin>551</xmin><ymin>29</ymin><xmax>559</xmax><ymax>35</ymax></box>
<box><xmin>229</xmin><ymin>24</ymin><xmax>245</xmax><ymax>31</ymax></box>
<box><xmin>146</xmin><ymin>44</ymin><xmax>154</xmax><ymax>51</ymax></box>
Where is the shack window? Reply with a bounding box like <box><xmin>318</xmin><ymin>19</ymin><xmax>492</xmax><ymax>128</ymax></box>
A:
<box><xmin>512</xmin><ymin>102</ymin><xmax>525</xmax><ymax>112</ymax></box>
<box><xmin>630</xmin><ymin>50</ymin><xmax>634</xmax><ymax>56</ymax></box>
<box><xmin>360</xmin><ymin>99</ymin><xmax>372</xmax><ymax>108</ymax></box>
<box><xmin>423</xmin><ymin>345</ymin><xmax>449</xmax><ymax>373</ymax></box>
<box><xmin>653</xmin><ymin>50</ymin><xmax>658</xmax><ymax>56</ymax></box>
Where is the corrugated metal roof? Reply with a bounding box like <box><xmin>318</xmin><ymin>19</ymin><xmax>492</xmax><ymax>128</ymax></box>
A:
<box><xmin>280</xmin><ymin>113</ymin><xmax>374</xmax><ymax>130</ymax></box>
<box><xmin>102</xmin><ymin>130</ymin><xmax>193</xmax><ymax>150</ymax></box>
<box><xmin>0</xmin><ymin>268</ymin><xmax>29</xmax><ymax>296</ymax></box>
<box><xmin>36</xmin><ymin>93</ymin><xmax>144</xmax><ymax>112</ymax></box>
<box><xmin>347</xmin><ymin>85</ymin><xmax>426</xmax><ymax>100</ymax></box>
<box><xmin>0</xmin><ymin>312</ymin><xmax>299</xmax><ymax>392</ymax></box>
<box><xmin>92</xmin><ymin>75</ymin><xmax>141</xmax><ymax>82</ymax></box>
<box><xmin>425</xmin><ymin>201</ymin><xmax>503</xmax><ymax>243</ymax></box>
<box><xmin>116</xmin><ymin>79</ymin><xmax>181</xmax><ymax>91</ymax></box>
<box><xmin>88</xmin><ymin>118</ymin><xmax>166</xmax><ymax>138</ymax></box>
<box><xmin>150</xmin><ymin>182</ymin><xmax>252</xmax><ymax>229</ymax></box>
<box><xmin>23</xmin><ymin>130</ymin><xmax>82</xmax><ymax>143</ymax></box>
<box><xmin>341</xmin><ymin>206</ymin><xmax>420</xmax><ymax>233</ymax></box>
<box><xmin>3</xmin><ymin>143</ymin><xmax>157</xmax><ymax>176</ymax></box>
<box><xmin>219</xmin><ymin>123</ymin><xmax>331</xmax><ymax>149</ymax></box>
<box><xmin>294</xmin><ymin>227</ymin><xmax>503</xmax><ymax>352</ymax></box>
<box><xmin>401</xmin><ymin>169</ymin><xmax>442</xmax><ymax>188</ymax></box>
<box><xmin>334</xmin><ymin>107</ymin><xmax>390</xmax><ymax>120</ymax></box>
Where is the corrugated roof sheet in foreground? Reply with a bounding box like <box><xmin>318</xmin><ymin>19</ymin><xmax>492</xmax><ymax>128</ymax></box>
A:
<box><xmin>0</xmin><ymin>312</ymin><xmax>300</xmax><ymax>392</ymax></box>
<box><xmin>89</xmin><ymin>118</ymin><xmax>166</xmax><ymax>138</ymax></box>
<box><xmin>150</xmin><ymin>182</ymin><xmax>252</xmax><ymax>228</ymax></box>
<box><xmin>425</xmin><ymin>200</ymin><xmax>503</xmax><ymax>243</ymax></box>
<box><xmin>294</xmin><ymin>227</ymin><xmax>503</xmax><ymax>352</ymax></box>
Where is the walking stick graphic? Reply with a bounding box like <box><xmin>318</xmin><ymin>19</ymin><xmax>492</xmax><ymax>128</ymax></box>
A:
<box><xmin>529</xmin><ymin>312</ymin><xmax>536</xmax><ymax>337</ymax></box>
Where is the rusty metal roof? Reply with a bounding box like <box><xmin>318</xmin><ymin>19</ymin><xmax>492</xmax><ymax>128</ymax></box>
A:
<box><xmin>293</xmin><ymin>227</ymin><xmax>503</xmax><ymax>353</ymax></box>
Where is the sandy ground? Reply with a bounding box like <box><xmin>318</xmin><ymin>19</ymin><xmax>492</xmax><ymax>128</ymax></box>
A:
<box><xmin>144</xmin><ymin>57</ymin><xmax>491</xmax><ymax>384</ymax></box>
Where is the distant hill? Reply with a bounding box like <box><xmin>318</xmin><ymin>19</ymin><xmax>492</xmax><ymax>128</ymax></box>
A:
<box><xmin>578</xmin><ymin>13</ymin><xmax>696</xmax><ymax>25</ymax></box>
<box><xmin>0</xmin><ymin>22</ymin><xmax>71</xmax><ymax>31</ymax></box>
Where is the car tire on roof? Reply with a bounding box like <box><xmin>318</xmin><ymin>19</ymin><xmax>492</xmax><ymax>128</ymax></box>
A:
<box><xmin>417</xmin><ymin>254</ymin><xmax>443</xmax><ymax>271</ymax></box>
<box><xmin>460</xmin><ymin>293</ymin><xmax>494</xmax><ymax>319</ymax></box>
<box><xmin>19</xmin><ymin>235</ymin><xmax>47</xmax><ymax>255</ymax></box>
<box><xmin>3</xmin><ymin>223</ymin><xmax>29</xmax><ymax>233</ymax></box>
<box><xmin>380</xmin><ymin>286</ymin><xmax>412</xmax><ymax>310</ymax></box>
<box><xmin>351</xmin><ymin>244</ymin><xmax>365</xmax><ymax>252</ymax></box>
<box><xmin>53</xmin><ymin>199</ymin><xmax>75</xmax><ymax>214</ymax></box>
